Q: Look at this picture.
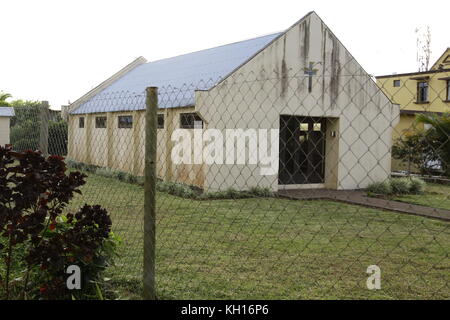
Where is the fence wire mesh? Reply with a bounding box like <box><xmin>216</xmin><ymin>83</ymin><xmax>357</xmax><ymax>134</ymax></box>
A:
<box><xmin>5</xmin><ymin>61</ymin><xmax>449</xmax><ymax>300</ymax></box>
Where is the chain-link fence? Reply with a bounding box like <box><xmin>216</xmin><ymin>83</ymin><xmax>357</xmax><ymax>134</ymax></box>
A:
<box><xmin>4</xmin><ymin>61</ymin><xmax>449</xmax><ymax>299</ymax></box>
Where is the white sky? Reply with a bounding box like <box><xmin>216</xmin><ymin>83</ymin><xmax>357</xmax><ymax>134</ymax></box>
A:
<box><xmin>0</xmin><ymin>0</ymin><xmax>448</xmax><ymax>109</ymax></box>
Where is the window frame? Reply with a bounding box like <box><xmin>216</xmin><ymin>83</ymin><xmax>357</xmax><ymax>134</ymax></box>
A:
<box><xmin>118</xmin><ymin>115</ymin><xmax>133</xmax><ymax>129</ymax></box>
<box><xmin>79</xmin><ymin>117</ymin><xmax>85</xmax><ymax>129</ymax></box>
<box><xmin>180</xmin><ymin>113</ymin><xmax>203</xmax><ymax>129</ymax></box>
<box><xmin>447</xmin><ymin>80</ymin><xmax>450</xmax><ymax>101</ymax></box>
<box><xmin>157</xmin><ymin>114</ymin><xmax>164</xmax><ymax>129</ymax></box>
<box><xmin>95</xmin><ymin>116</ymin><xmax>107</xmax><ymax>129</ymax></box>
<box><xmin>417</xmin><ymin>81</ymin><xmax>429</xmax><ymax>103</ymax></box>
<box><xmin>393</xmin><ymin>79</ymin><xmax>400</xmax><ymax>87</ymax></box>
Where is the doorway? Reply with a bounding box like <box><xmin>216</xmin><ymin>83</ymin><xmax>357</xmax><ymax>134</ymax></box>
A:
<box><xmin>279</xmin><ymin>116</ymin><xmax>326</xmax><ymax>185</ymax></box>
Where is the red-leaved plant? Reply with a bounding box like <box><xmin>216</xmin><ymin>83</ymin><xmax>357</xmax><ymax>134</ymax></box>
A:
<box><xmin>0</xmin><ymin>145</ymin><xmax>113</xmax><ymax>300</ymax></box>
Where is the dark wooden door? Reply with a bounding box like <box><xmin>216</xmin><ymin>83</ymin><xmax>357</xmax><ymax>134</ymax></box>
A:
<box><xmin>279</xmin><ymin>116</ymin><xmax>326</xmax><ymax>185</ymax></box>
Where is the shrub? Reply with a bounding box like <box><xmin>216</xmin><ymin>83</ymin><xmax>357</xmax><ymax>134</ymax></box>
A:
<box><xmin>114</xmin><ymin>171</ymin><xmax>127</xmax><ymax>181</ymax></box>
<box><xmin>248</xmin><ymin>186</ymin><xmax>275</xmax><ymax>198</ymax></box>
<box><xmin>366</xmin><ymin>180</ymin><xmax>392</xmax><ymax>195</ymax></box>
<box><xmin>66</xmin><ymin>159</ymin><xmax>84</xmax><ymax>170</ymax></box>
<box><xmin>156</xmin><ymin>181</ymin><xmax>199</xmax><ymax>198</ymax></box>
<box><xmin>125</xmin><ymin>173</ymin><xmax>138</xmax><ymax>184</ymax></box>
<box><xmin>390</xmin><ymin>178</ymin><xmax>412</xmax><ymax>194</ymax></box>
<box><xmin>409</xmin><ymin>177</ymin><xmax>426</xmax><ymax>194</ymax></box>
<box><xmin>0</xmin><ymin>146</ymin><xmax>115</xmax><ymax>300</ymax></box>
<box><xmin>95</xmin><ymin>167</ymin><xmax>116</xmax><ymax>179</ymax></box>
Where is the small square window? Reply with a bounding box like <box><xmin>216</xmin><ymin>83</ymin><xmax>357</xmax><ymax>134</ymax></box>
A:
<box><xmin>313</xmin><ymin>123</ymin><xmax>321</xmax><ymax>131</ymax></box>
<box><xmin>300</xmin><ymin>123</ymin><xmax>309</xmax><ymax>131</ymax></box>
<box><xmin>180</xmin><ymin>113</ymin><xmax>203</xmax><ymax>129</ymax></box>
<box><xmin>95</xmin><ymin>116</ymin><xmax>107</xmax><ymax>128</ymax></box>
<box><xmin>79</xmin><ymin>117</ymin><xmax>85</xmax><ymax>128</ymax></box>
<box><xmin>118</xmin><ymin>115</ymin><xmax>133</xmax><ymax>128</ymax></box>
<box><xmin>393</xmin><ymin>80</ymin><xmax>400</xmax><ymax>87</ymax></box>
<box><xmin>158</xmin><ymin>114</ymin><xmax>164</xmax><ymax>129</ymax></box>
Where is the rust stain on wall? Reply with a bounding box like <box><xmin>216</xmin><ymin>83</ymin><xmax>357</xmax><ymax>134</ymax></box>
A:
<box><xmin>330</xmin><ymin>36</ymin><xmax>341</xmax><ymax>108</ymax></box>
<box><xmin>281</xmin><ymin>36</ymin><xmax>288</xmax><ymax>97</ymax></box>
<box><xmin>321</xmin><ymin>25</ymin><xmax>327</xmax><ymax>107</ymax></box>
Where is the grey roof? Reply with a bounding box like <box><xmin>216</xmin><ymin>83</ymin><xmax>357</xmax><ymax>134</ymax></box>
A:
<box><xmin>0</xmin><ymin>107</ymin><xmax>15</xmax><ymax>117</ymax></box>
<box><xmin>71</xmin><ymin>32</ymin><xmax>283</xmax><ymax>114</ymax></box>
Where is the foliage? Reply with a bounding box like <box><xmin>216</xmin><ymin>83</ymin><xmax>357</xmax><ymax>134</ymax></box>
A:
<box><xmin>9</xmin><ymin>100</ymin><xmax>68</xmax><ymax>156</ymax></box>
<box><xmin>392</xmin><ymin>130</ymin><xmax>440</xmax><ymax>175</ymax></box>
<box><xmin>49</xmin><ymin>117</ymin><xmax>68</xmax><ymax>156</ymax></box>
<box><xmin>0</xmin><ymin>146</ymin><xmax>115</xmax><ymax>300</ymax></box>
<box><xmin>416</xmin><ymin>113</ymin><xmax>450</xmax><ymax>176</ymax></box>
<box><xmin>367</xmin><ymin>177</ymin><xmax>426</xmax><ymax>196</ymax></box>
<box><xmin>366</xmin><ymin>180</ymin><xmax>392</xmax><ymax>195</ymax></box>
<box><xmin>9</xmin><ymin>101</ymin><xmax>41</xmax><ymax>152</ymax></box>
<box><xmin>392</xmin><ymin>114</ymin><xmax>450</xmax><ymax>176</ymax></box>
<box><xmin>409</xmin><ymin>177</ymin><xmax>426</xmax><ymax>194</ymax></box>
<box><xmin>0</xmin><ymin>91</ymin><xmax>12</xmax><ymax>107</ymax></box>
<box><xmin>390</xmin><ymin>178</ymin><xmax>411</xmax><ymax>194</ymax></box>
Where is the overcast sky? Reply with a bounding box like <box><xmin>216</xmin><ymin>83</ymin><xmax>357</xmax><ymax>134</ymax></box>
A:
<box><xmin>0</xmin><ymin>0</ymin><xmax>448</xmax><ymax>109</ymax></box>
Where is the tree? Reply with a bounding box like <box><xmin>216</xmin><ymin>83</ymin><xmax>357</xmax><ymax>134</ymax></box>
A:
<box><xmin>0</xmin><ymin>91</ymin><xmax>12</xmax><ymax>107</ymax></box>
<box><xmin>416</xmin><ymin>113</ymin><xmax>450</xmax><ymax>175</ymax></box>
<box><xmin>415</xmin><ymin>26</ymin><xmax>432</xmax><ymax>71</ymax></box>
<box><xmin>392</xmin><ymin>130</ymin><xmax>440</xmax><ymax>174</ymax></box>
<box><xmin>8</xmin><ymin>100</ymin><xmax>68</xmax><ymax>156</ymax></box>
<box><xmin>392</xmin><ymin>113</ymin><xmax>450</xmax><ymax>176</ymax></box>
<box><xmin>9</xmin><ymin>100</ymin><xmax>41</xmax><ymax>152</ymax></box>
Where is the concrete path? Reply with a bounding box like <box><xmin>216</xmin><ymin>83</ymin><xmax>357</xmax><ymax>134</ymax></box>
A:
<box><xmin>278</xmin><ymin>189</ymin><xmax>450</xmax><ymax>222</ymax></box>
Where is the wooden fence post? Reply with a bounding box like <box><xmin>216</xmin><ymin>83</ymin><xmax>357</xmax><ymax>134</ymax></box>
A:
<box><xmin>39</xmin><ymin>101</ymin><xmax>49</xmax><ymax>156</ymax></box>
<box><xmin>143</xmin><ymin>87</ymin><xmax>157</xmax><ymax>300</ymax></box>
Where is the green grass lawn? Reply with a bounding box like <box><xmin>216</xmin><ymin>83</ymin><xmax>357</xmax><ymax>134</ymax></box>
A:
<box><xmin>394</xmin><ymin>183</ymin><xmax>450</xmax><ymax>211</ymax></box>
<box><xmin>68</xmin><ymin>173</ymin><xmax>450</xmax><ymax>300</ymax></box>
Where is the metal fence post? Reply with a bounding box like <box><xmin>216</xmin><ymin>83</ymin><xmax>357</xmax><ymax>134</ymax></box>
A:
<box><xmin>143</xmin><ymin>87</ymin><xmax>158</xmax><ymax>300</ymax></box>
<box><xmin>39</xmin><ymin>101</ymin><xmax>49</xmax><ymax>156</ymax></box>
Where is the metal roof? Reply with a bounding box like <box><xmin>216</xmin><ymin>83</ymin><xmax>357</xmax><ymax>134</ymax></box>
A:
<box><xmin>0</xmin><ymin>107</ymin><xmax>15</xmax><ymax>117</ymax></box>
<box><xmin>71</xmin><ymin>32</ymin><xmax>283</xmax><ymax>114</ymax></box>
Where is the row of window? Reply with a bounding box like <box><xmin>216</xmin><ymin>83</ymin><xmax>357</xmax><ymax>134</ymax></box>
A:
<box><xmin>392</xmin><ymin>79</ymin><xmax>450</xmax><ymax>102</ymax></box>
<box><xmin>78</xmin><ymin>113</ymin><xmax>204</xmax><ymax>129</ymax></box>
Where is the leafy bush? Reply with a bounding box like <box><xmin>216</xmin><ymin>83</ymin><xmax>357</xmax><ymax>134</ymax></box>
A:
<box><xmin>66</xmin><ymin>159</ymin><xmax>85</xmax><ymax>171</ymax></box>
<box><xmin>156</xmin><ymin>181</ymin><xmax>199</xmax><ymax>198</ymax></box>
<box><xmin>0</xmin><ymin>146</ymin><xmax>115</xmax><ymax>300</ymax></box>
<box><xmin>390</xmin><ymin>178</ymin><xmax>412</xmax><ymax>194</ymax></box>
<box><xmin>248</xmin><ymin>186</ymin><xmax>275</xmax><ymax>198</ymax></box>
<box><xmin>409</xmin><ymin>177</ymin><xmax>426</xmax><ymax>194</ymax></box>
<box><xmin>367</xmin><ymin>177</ymin><xmax>426</xmax><ymax>196</ymax></box>
<box><xmin>366</xmin><ymin>180</ymin><xmax>393</xmax><ymax>195</ymax></box>
<box><xmin>95</xmin><ymin>167</ymin><xmax>116</xmax><ymax>179</ymax></box>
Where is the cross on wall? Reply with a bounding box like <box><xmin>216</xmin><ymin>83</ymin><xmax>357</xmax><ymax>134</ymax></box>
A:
<box><xmin>304</xmin><ymin>62</ymin><xmax>320</xmax><ymax>93</ymax></box>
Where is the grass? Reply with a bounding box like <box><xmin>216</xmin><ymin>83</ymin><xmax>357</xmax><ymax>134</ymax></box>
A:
<box><xmin>393</xmin><ymin>183</ymin><xmax>450</xmax><ymax>211</ymax></box>
<box><xmin>66</xmin><ymin>173</ymin><xmax>449</xmax><ymax>299</ymax></box>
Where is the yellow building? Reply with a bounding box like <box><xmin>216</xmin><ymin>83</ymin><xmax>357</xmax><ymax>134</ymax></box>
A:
<box><xmin>376</xmin><ymin>48</ymin><xmax>450</xmax><ymax>171</ymax></box>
